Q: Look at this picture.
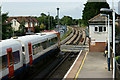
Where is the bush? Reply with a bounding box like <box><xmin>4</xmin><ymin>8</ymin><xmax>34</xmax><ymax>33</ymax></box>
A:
<box><xmin>115</xmin><ymin>56</ymin><xmax>120</xmax><ymax>64</ymax></box>
<box><xmin>35</xmin><ymin>26</ymin><xmax>40</xmax><ymax>33</ymax></box>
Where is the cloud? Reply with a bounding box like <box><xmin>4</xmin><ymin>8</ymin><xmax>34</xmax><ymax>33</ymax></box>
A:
<box><xmin>1</xmin><ymin>0</ymin><xmax>119</xmax><ymax>19</ymax></box>
<box><xmin>1</xmin><ymin>2</ymin><xmax>85</xmax><ymax>19</ymax></box>
<box><xmin>1</xmin><ymin>0</ymin><xmax>86</xmax><ymax>2</ymax></box>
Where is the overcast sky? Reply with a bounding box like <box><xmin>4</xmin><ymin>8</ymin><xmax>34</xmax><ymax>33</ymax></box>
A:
<box><xmin>1</xmin><ymin>0</ymin><xmax>120</xmax><ymax>19</ymax></box>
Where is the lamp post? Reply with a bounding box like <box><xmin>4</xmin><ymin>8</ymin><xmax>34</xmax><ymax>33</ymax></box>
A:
<box><xmin>100</xmin><ymin>8</ymin><xmax>116</xmax><ymax>80</ymax></box>
<box><xmin>57</xmin><ymin>8</ymin><xmax>59</xmax><ymax>26</ymax></box>
<box><xmin>48</xmin><ymin>12</ymin><xmax>50</xmax><ymax>30</ymax></box>
<box><xmin>57</xmin><ymin>8</ymin><xmax>60</xmax><ymax>31</ymax></box>
<box><xmin>100</xmin><ymin>14</ymin><xmax>110</xmax><ymax>71</ymax></box>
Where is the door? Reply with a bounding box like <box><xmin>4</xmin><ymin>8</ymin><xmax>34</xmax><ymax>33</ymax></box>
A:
<box><xmin>28</xmin><ymin>43</ymin><xmax>33</xmax><ymax>65</ymax></box>
<box><xmin>7</xmin><ymin>48</ymin><xmax>14</xmax><ymax>78</ymax></box>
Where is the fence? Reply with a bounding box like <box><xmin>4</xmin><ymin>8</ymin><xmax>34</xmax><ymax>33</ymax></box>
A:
<box><xmin>115</xmin><ymin>61</ymin><xmax>120</xmax><ymax>80</ymax></box>
<box><xmin>110</xmin><ymin>46</ymin><xmax>120</xmax><ymax>80</ymax></box>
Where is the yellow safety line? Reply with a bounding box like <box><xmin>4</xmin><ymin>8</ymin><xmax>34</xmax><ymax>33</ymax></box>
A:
<box><xmin>74</xmin><ymin>52</ymin><xmax>88</xmax><ymax>80</ymax></box>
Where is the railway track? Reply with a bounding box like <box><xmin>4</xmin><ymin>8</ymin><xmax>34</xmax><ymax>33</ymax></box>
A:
<box><xmin>45</xmin><ymin>52</ymin><xmax>78</xmax><ymax>79</ymax></box>
<box><xmin>64</xmin><ymin>27</ymin><xmax>86</xmax><ymax>45</ymax></box>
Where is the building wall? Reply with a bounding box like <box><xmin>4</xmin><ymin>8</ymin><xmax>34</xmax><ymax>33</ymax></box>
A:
<box><xmin>89</xmin><ymin>41</ymin><xmax>106</xmax><ymax>52</ymax></box>
<box><xmin>10</xmin><ymin>18</ymin><xmax>38</xmax><ymax>33</ymax></box>
<box><xmin>11</xmin><ymin>19</ymin><xmax>20</xmax><ymax>31</ymax></box>
<box><xmin>89</xmin><ymin>24</ymin><xmax>112</xmax><ymax>42</ymax></box>
<box><xmin>34</xmin><ymin>22</ymin><xmax>38</xmax><ymax>26</ymax></box>
<box><xmin>25</xmin><ymin>22</ymin><xmax>28</xmax><ymax>27</ymax></box>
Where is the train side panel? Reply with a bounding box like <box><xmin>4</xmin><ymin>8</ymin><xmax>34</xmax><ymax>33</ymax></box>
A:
<box><xmin>0</xmin><ymin>39</ymin><xmax>23</xmax><ymax>80</ymax></box>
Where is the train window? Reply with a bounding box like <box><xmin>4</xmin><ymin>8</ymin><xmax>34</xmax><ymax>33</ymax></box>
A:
<box><xmin>32</xmin><ymin>43</ymin><xmax>44</xmax><ymax>55</ymax></box>
<box><xmin>0</xmin><ymin>55</ymin><xmax>7</xmax><ymax>70</ymax></box>
<box><xmin>48</xmin><ymin>40</ymin><xmax>51</xmax><ymax>47</ymax></box>
<box><xmin>13</xmin><ymin>51</ymin><xmax>20</xmax><ymax>64</ymax></box>
<box><xmin>22</xmin><ymin>47</ymin><xmax>25</xmax><ymax>52</ymax></box>
<box><xmin>8</xmin><ymin>51</ymin><xmax>13</xmax><ymax>65</ymax></box>
<box><xmin>42</xmin><ymin>41</ymin><xmax>47</xmax><ymax>49</ymax></box>
<box><xmin>50</xmin><ymin>37</ymin><xmax>57</xmax><ymax>45</ymax></box>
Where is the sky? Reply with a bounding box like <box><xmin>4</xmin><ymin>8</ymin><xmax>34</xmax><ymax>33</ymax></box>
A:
<box><xmin>0</xmin><ymin>0</ymin><xmax>120</xmax><ymax>19</ymax></box>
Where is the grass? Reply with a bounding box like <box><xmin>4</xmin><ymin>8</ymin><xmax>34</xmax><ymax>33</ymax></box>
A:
<box><xmin>61</xmin><ymin>27</ymin><xmax>72</xmax><ymax>41</ymax></box>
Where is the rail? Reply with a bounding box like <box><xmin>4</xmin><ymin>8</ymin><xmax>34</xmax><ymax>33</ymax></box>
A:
<box><xmin>46</xmin><ymin>52</ymin><xmax>71</xmax><ymax>78</ymax></box>
<box><xmin>73</xmin><ymin>31</ymin><xmax>82</xmax><ymax>45</ymax></box>
<box><xmin>60</xmin><ymin>28</ymin><xmax>75</xmax><ymax>45</ymax></box>
<box><xmin>65</xmin><ymin>29</ymin><xmax>76</xmax><ymax>45</ymax></box>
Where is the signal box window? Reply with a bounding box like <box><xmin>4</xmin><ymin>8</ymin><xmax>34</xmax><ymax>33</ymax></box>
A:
<box><xmin>95</xmin><ymin>27</ymin><xmax>98</xmax><ymax>31</ymax></box>
<box><xmin>104</xmin><ymin>27</ymin><xmax>106</xmax><ymax>32</ymax></box>
<box><xmin>99</xmin><ymin>27</ymin><xmax>102</xmax><ymax>32</ymax></box>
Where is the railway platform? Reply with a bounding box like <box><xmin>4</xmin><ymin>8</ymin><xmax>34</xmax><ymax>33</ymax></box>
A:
<box><xmin>64</xmin><ymin>51</ymin><xmax>112</xmax><ymax>79</ymax></box>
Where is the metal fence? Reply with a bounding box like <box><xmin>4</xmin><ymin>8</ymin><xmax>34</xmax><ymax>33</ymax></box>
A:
<box><xmin>115</xmin><ymin>61</ymin><xmax>120</xmax><ymax>80</ymax></box>
<box><xmin>110</xmin><ymin>46</ymin><xmax>120</xmax><ymax>80</ymax></box>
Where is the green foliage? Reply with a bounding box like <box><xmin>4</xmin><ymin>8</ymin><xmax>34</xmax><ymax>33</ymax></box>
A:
<box><xmin>19</xmin><ymin>20</ymin><xmax>25</xmax><ymax>33</ymax></box>
<box><xmin>15</xmin><ymin>20</ymin><xmax>25</xmax><ymax>36</ymax></box>
<box><xmin>60</xmin><ymin>16</ymin><xmax>73</xmax><ymax>25</ymax></box>
<box><xmin>82</xmin><ymin>0</ymin><xmax>110</xmax><ymax>25</ymax></box>
<box><xmin>40</xmin><ymin>23</ymin><xmax>46</xmax><ymax>30</ymax></box>
<box><xmin>36</xmin><ymin>13</ymin><xmax>56</xmax><ymax>30</ymax></box>
<box><xmin>35</xmin><ymin>26</ymin><xmax>40</xmax><ymax>33</ymax></box>
<box><xmin>115</xmin><ymin>56</ymin><xmax>120</xmax><ymax>64</ymax></box>
<box><xmin>41</xmin><ymin>13</ymin><xmax>47</xmax><ymax>17</ymax></box>
<box><xmin>2</xmin><ymin>13</ymin><xmax>13</xmax><ymax>40</ymax></box>
<box><xmin>36</xmin><ymin>13</ymin><xmax>83</xmax><ymax>28</ymax></box>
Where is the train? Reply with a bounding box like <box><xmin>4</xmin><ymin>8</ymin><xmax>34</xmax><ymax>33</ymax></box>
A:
<box><xmin>0</xmin><ymin>31</ymin><xmax>60</xmax><ymax>80</ymax></box>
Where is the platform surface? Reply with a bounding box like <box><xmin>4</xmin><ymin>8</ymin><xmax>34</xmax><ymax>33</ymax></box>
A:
<box><xmin>65</xmin><ymin>52</ymin><xmax>112</xmax><ymax>79</ymax></box>
<box><xmin>77</xmin><ymin>52</ymin><xmax>112</xmax><ymax>79</ymax></box>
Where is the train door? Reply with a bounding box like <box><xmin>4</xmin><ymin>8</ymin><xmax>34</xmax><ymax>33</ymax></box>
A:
<box><xmin>28</xmin><ymin>43</ymin><xmax>33</xmax><ymax>65</ymax></box>
<box><xmin>7</xmin><ymin>48</ymin><xmax>14</xmax><ymax>78</ymax></box>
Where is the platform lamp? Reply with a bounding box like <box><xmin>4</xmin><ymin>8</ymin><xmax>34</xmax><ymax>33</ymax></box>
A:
<box><xmin>100</xmin><ymin>14</ymin><xmax>110</xmax><ymax>71</ymax></box>
<box><xmin>100</xmin><ymin>8</ymin><xmax>115</xmax><ymax>79</ymax></box>
<box><xmin>57</xmin><ymin>8</ymin><xmax>60</xmax><ymax>31</ymax></box>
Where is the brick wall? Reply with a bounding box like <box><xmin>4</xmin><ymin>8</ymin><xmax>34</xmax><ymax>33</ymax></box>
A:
<box><xmin>89</xmin><ymin>41</ymin><xmax>106</xmax><ymax>52</ymax></box>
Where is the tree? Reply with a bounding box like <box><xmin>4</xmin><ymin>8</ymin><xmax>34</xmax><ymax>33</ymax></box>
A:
<box><xmin>36</xmin><ymin>13</ymin><xmax>56</xmax><ymax>30</ymax></box>
<box><xmin>82</xmin><ymin>0</ymin><xmax>110</xmax><ymax>25</ymax></box>
<box><xmin>2</xmin><ymin>13</ymin><xmax>13</xmax><ymax>40</ymax></box>
<box><xmin>16</xmin><ymin>20</ymin><xmax>25</xmax><ymax>36</ymax></box>
<box><xmin>60</xmin><ymin>16</ymin><xmax>73</xmax><ymax>25</ymax></box>
<box><xmin>40</xmin><ymin>23</ymin><xmax>46</xmax><ymax>30</ymax></box>
<box><xmin>35</xmin><ymin>26</ymin><xmax>40</xmax><ymax>33</ymax></box>
<box><xmin>41</xmin><ymin>13</ymin><xmax>47</xmax><ymax>17</ymax></box>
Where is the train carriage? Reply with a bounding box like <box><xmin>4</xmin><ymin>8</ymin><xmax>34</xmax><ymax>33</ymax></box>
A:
<box><xmin>0</xmin><ymin>39</ymin><xmax>23</xmax><ymax>79</ymax></box>
<box><xmin>0</xmin><ymin>31</ymin><xmax>60</xmax><ymax>80</ymax></box>
<box><xmin>16</xmin><ymin>33</ymin><xmax>59</xmax><ymax>67</ymax></box>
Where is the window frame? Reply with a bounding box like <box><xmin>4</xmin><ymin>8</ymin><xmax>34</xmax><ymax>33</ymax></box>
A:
<box><xmin>99</xmin><ymin>26</ymin><xmax>102</xmax><ymax>32</ymax></box>
<box><xmin>0</xmin><ymin>55</ymin><xmax>8</xmax><ymax>70</ymax></box>
<box><xmin>94</xmin><ymin>26</ymin><xmax>106</xmax><ymax>32</ymax></box>
<box><xmin>103</xmin><ymin>27</ymin><xmax>106</xmax><ymax>32</ymax></box>
<box><xmin>13</xmin><ymin>50</ymin><xmax>20</xmax><ymax>64</ymax></box>
<box><xmin>94</xmin><ymin>27</ymin><xmax>98</xmax><ymax>32</ymax></box>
